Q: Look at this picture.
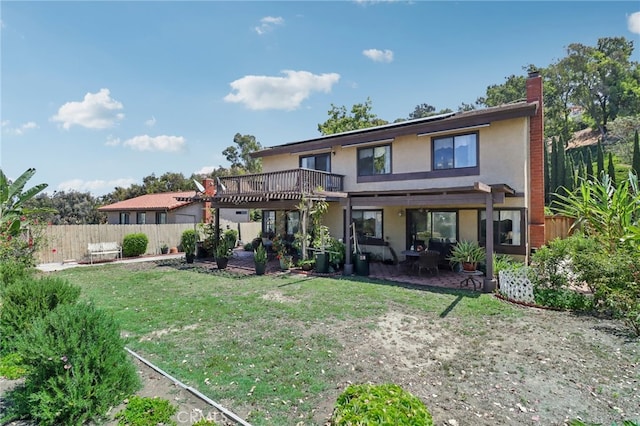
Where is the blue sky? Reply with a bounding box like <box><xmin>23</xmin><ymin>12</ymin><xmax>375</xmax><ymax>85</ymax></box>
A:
<box><xmin>1</xmin><ymin>1</ymin><xmax>639</xmax><ymax>196</ymax></box>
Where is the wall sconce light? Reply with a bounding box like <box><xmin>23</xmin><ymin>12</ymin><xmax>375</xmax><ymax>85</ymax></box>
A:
<box><xmin>398</xmin><ymin>209</ymin><xmax>404</xmax><ymax>217</ymax></box>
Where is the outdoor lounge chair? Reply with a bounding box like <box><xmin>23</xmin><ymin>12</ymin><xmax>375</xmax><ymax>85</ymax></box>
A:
<box><xmin>412</xmin><ymin>250</ymin><xmax>440</xmax><ymax>276</ymax></box>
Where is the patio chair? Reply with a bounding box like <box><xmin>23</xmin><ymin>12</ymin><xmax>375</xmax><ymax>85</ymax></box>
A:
<box><xmin>412</xmin><ymin>250</ymin><xmax>439</xmax><ymax>276</ymax></box>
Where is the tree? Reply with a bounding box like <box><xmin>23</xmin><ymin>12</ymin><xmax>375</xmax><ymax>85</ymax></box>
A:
<box><xmin>607</xmin><ymin>152</ymin><xmax>616</xmax><ymax>186</ymax></box>
<box><xmin>0</xmin><ymin>168</ymin><xmax>48</xmax><ymax>236</ymax></box>
<box><xmin>633</xmin><ymin>130</ymin><xmax>640</xmax><ymax>177</ymax></box>
<box><xmin>407</xmin><ymin>103</ymin><xmax>453</xmax><ymax>120</ymax></box>
<box><xmin>543</xmin><ymin>59</ymin><xmax>580</xmax><ymax>144</ymax></box>
<box><xmin>544</xmin><ymin>141</ymin><xmax>551</xmax><ymax>204</ymax></box>
<box><xmin>565</xmin><ymin>37</ymin><xmax>640</xmax><ymax>137</ymax></box>
<box><xmin>27</xmin><ymin>191</ymin><xmax>107</xmax><ymax>225</ymax></box>
<box><xmin>597</xmin><ymin>140</ymin><xmax>605</xmax><ymax>177</ymax></box>
<box><xmin>476</xmin><ymin>74</ymin><xmax>526</xmax><ymax>107</ymax></box>
<box><xmin>222</xmin><ymin>133</ymin><xmax>263</xmax><ymax>174</ymax></box>
<box><xmin>317</xmin><ymin>98</ymin><xmax>388</xmax><ymax>135</ymax></box>
<box><xmin>585</xmin><ymin>148</ymin><xmax>595</xmax><ymax>180</ymax></box>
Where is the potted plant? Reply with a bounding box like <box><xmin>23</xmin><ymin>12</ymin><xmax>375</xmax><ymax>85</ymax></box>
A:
<box><xmin>254</xmin><ymin>243</ymin><xmax>267</xmax><ymax>275</ymax></box>
<box><xmin>448</xmin><ymin>240</ymin><xmax>485</xmax><ymax>272</ymax></box>
<box><xmin>271</xmin><ymin>234</ymin><xmax>292</xmax><ymax>270</ymax></box>
<box><xmin>215</xmin><ymin>239</ymin><xmax>233</xmax><ymax>270</ymax></box>
<box><xmin>181</xmin><ymin>229</ymin><xmax>197</xmax><ymax>264</ymax></box>
<box><xmin>297</xmin><ymin>258</ymin><xmax>315</xmax><ymax>271</ymax></box>
<box><xmin>160</xmin><ymin>243</ymin><xmax>169</xmax><ymax>255</ymax></box>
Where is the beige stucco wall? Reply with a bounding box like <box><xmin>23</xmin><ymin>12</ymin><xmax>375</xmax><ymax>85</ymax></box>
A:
<box><xmin>261</xmin><ymin>117</ymin><xmax>529</xmax><ymax>201</ymax></box>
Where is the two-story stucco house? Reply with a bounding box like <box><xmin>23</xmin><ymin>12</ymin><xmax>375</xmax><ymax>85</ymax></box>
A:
<box><xmin>206</xmin><ymin>71</ymin><xmax>545</xmax><ymax>290</ymax></box>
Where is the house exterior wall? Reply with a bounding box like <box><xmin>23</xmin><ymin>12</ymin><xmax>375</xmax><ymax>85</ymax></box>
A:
<box><xmin>261</xmin><ymin>117</ymin><xmax>529</xmax><ymax>200</ymax></box>
<box><xmin>261</xmin><ymin>117</ymin><xmax>533</xmax><ymax>259</ymax></box>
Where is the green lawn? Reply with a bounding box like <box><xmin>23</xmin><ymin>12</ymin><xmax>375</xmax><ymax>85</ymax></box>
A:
<box><xmin>53</xmin><ymin>261</ymin><xmax>519</xmax><ymax>425</ymax></box>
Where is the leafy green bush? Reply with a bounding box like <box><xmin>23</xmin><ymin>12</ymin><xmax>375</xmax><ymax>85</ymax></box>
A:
<box><xmin>4</xmin><ymin>302</ymin><xmax>140</xmax><ymax>425</ymax></box>
<box><xmin>223</xmin><ymin>228</ymin><xmax>238</xmax><ymax>249</ymax></box>
<box><xmin>180</xmin><ymin>229</ymin><xmax>197</xmax><ymax>256</ymax></box>
<box><xmin>330</xmin><ymin>383</ymin><xmax>433</xmax><ymax>426</ymax></box>
<box><xmin>114</xmin><ymin>396</ymin><xmax>177</xmax><ymax>426</ymax></box>
<box><xmin>122</xmin><ymin>233</ymin><xmax>149</xmax><ymax>257</ymax></box>
<box><xmin>0</xmin><ymin>353</ymin><xmax>28</xmax><ymax>379</ymax></box>
<box><xmin>0</xmin><ymin>276</ymin><xmax>80</xmax><ymax>354</ymax></box>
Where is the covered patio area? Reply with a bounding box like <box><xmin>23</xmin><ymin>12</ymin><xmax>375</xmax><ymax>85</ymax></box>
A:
<box><xmin>196</xmin><ymin>249</ymin><xmax>484</xmax><ymax>292</ymax></box>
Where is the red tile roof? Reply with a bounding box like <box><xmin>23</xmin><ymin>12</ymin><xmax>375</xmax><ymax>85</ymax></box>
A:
<box><xmin>98</xmin><ymin>191</ymin><xmax>198</xmax><ymax>211</ymax></box>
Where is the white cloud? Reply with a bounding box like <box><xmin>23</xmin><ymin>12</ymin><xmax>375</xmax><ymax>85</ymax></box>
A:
<box><xmin>57</xmin><ymin>178</ymin><xmax>137</xmax><ymax>193</ymax></box>
<box><xmin>51</xmin><ymin>88</ymin><xmax>124</xmax><ymax>130</ymax></box>
<box><xmin>195</xmin><ymin>166</ymin><xmax>216</xmax><ymax>175</ymax></box>
<box><xmin>255</xmin><ymin>16</ymin><xmax>284</xmax><ymax>35</ymax></box>
<box><xmin>105</xmin><ymin>135</ymin><xmax>121</xmax><ymax>146</ymax></box>
<box><xmin>363</xmin><ymin>48</ymin><xmax>394</xmax><ymax>63</ymax></box>
<box><xmin>122</xmin><ymin>134</ymin><xmax>186</xmax><ymax>152</ymax></box>
<box><xmin>628</xmin><ymin>11</ymin><xmax>640</xmax><ymax>34</ymax></box>
<box><xmin>1</xmin><ymin>120</ymin><xmax>39</xmax><ymax>135</ymax></box>
<box><xmin>145</xmin><ymin>116</ymin><xmax>156</xmax><ymax>127</ymax></box>
<box><xmin>224</xmin><ymin>70</ymin><xmax>340</xmax><ymax>110</ymax></box>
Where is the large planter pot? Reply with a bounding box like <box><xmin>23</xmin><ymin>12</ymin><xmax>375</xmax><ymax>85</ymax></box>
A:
<box><xmin>462</xmin><ymin>262</ymin><xmax>477</xmax><ymax>272</ymax></box>
<box><xmin>216</xmin><ymin>257</ymin><xmax>229</xmax><ymax>270</ymax></box>
<box><xmin>185</xmin><ymin>253</ymin><xmax>195</xmax><ymax>264</ymax></box>
<box><xmin>315</xmin><ymin>252</ymin><xmax>330</xmax><ymax>273</ymax></box>
<box><xmin>255</xmin><ymin>261</ymin><xmax>267</xmax><ymax>275</ymax></box>
<box><xmin>353</xmin><ymin>252</ymin><xmax>370</xmax><ymax>276</ymax></box>
<box><xmin>279</xmin><ymin>255</ymin><xmax>292</xmax><ymax>271</ymax></box>
<box><xmin>197</xmin><ymin>242</ymin><xmax>210</xmax><ymax>259</ymax></box>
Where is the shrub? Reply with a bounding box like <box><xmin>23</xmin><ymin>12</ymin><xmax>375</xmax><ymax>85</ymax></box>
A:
<box><xmin>243</xmin><ymin>242</ymin><xmax>254</xmax><ymax>251</ymax></box>
<box><xmin>4</xmin><ymin>302</ymin><xmax>140</xmax><ymax>425</ymax></box>
<box><xmin>114</xmin><ymin>396</ymin><xmax>177</xmax><ymax>426</ymax></box>
<box><xmin>122</xmin><ymin>233</ymin><xmax>148</xmax><ymax>257</ymax></box>
<box><xmin>0</xmin><ymin>276</ymin><xmax>81</xmax><ymax>354</ymax></box>
<box><xmin>223</xmin><ymin>228</ymin><xmax>238</xmax><ymax>249</ymax></box>
<box><xmin>180</xmin><ymin>229</ymin><xmax>197</xmax><ymax>256</ymax></box>
<box><xmin>0</xmin><ymin>353</ymin><xmax>28</xmax><ymax>379</ymax></box>
<box><xmin>330</xmin><ymin>383</ymin><xmax>433</xmax><ymax>426</ymax></box>
<box><xmin>0</xmin><ymin>257</ymin><xmax>34</xmax><ymax>288</ymax></box>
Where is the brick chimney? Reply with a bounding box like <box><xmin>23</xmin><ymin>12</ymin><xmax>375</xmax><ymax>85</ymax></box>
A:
<box><xmin>526</xmin><ymin>71</ymin><xmax>545</xmax><ymax>251</ymax></box>
<box><xmin>202</xmin><ymin>178</ymin><xmax>215</xmax><ymax>223</ymax></box>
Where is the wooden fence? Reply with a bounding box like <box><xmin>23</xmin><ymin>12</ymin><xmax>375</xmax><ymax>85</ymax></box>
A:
<box><xmin>544</xmin><ymin>215</ymin><xmax>575</xmax><ymax>244</ymax></box>
<box><xmin>35</xmin><ymin>221</ymin><xmax>263</xmax><ymax>264</ymax></box>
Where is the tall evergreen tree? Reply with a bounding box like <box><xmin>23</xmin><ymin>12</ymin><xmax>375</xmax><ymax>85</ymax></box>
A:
<box><xmin>632</xmin><ymin>130</ymin><xmax>640</xmax><ymax>177</ymax></box>
<box><xmin>585</xmin><ymin>148</ymin><xmax>594</xmax><ymax>180</ymax></box>
<box><xmin>544</xmin><ymin>140</ymin><xmax>551</xmax><ymax>205</ymax></box>
<box><xmin>564</xmin><ymin>156</ymin><xmax>575</xmax><ymax>192</ymax></box>
<box><xmin>557</xmin><ymin>137</ymin><xmax>566</xmax><ymax>189</ymax></box>
<box><xmin>596</xmin><ymin>140</ymin><xmax>605</xmax><ymax>178</ymax></box>
<box><xmin>607</xmin><ymin>152</ymin><xmax>616</xmax><ymax>186</ymax></box>
<box><xmin>576</xmin><ymin>156</ymin><xmax>586</xmax><ymax>184</ymax></box>
<box><xmin>550</xmin><ymin>137</ymin><xmax>559</xmax><ymax>193</ymax></box>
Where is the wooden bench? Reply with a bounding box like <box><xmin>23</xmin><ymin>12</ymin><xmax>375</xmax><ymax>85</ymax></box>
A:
<box><xmin>88</xmin><ymin>242</ymin><xmax>122</xmax><ymax>264</ymax></box>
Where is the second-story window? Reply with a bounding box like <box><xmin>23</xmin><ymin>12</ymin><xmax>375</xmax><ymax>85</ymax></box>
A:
<box><xmin>358</xmin><ymin>145</ymin><xmax>391</xmax><ymax>176</ymax></box>
<box><xmin>433</xmin><ymin>133</ymin><xmax>477</xmax><ymax>170</ymax></box>
<box><xmin>300</xmin><ymin>153</ymin><xmax>330</xmax><ymax>172</ymax></box>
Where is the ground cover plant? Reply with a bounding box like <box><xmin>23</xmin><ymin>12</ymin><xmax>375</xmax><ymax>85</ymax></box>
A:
<box><xmin>44</xmin><ymin>261</ymin><xmax>640</xmax><ymax>426</ymax></box>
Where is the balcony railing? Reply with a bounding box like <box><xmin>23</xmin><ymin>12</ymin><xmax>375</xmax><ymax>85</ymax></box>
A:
<box><xmin>215</xmin><ymin>168</ymin><xmax>344</xmax><ymax>198</ymax></box>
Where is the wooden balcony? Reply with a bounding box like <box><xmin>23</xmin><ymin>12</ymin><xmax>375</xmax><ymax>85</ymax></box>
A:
<box><xmin>214</xmin><ymin>168</ymin><xmax>345</xmax><ymax>205</ymax></box>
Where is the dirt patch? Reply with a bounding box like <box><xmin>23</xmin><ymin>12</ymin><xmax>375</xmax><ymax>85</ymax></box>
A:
<box><xmin>309</xmin><ymin>306</ymin><xmax>639</xmax><ymax>426</ymax></box>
